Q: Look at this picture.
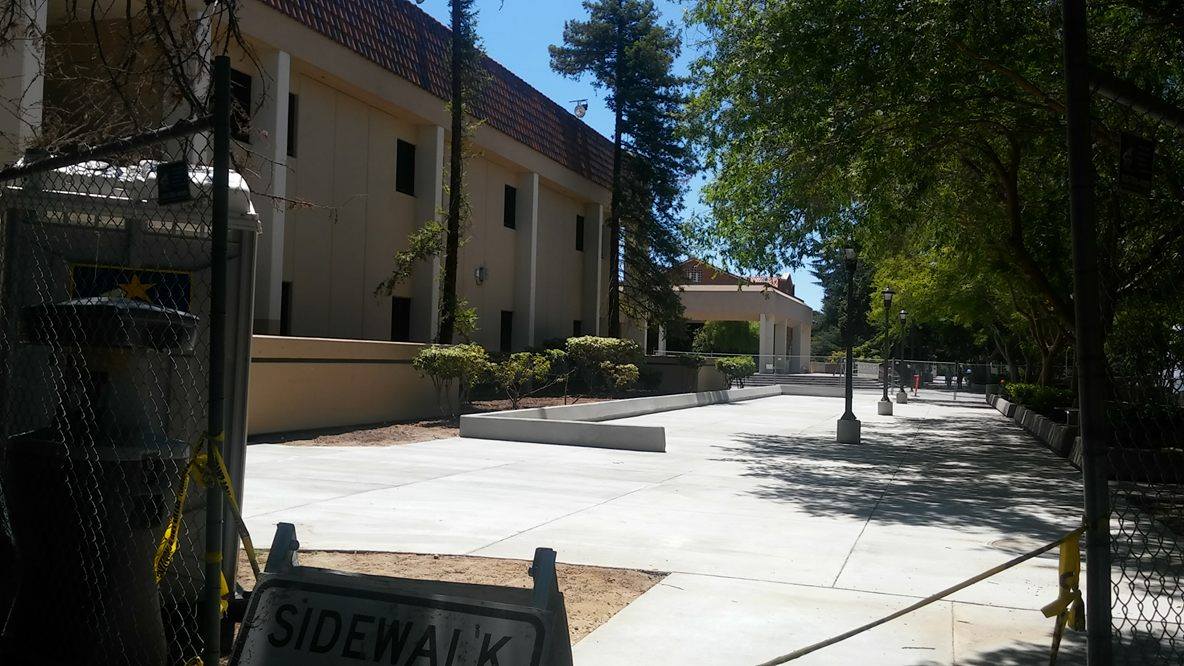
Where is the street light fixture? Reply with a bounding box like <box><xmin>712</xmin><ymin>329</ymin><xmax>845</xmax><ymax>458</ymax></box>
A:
<box><xmin>896</xmin><ymin>308</ymin><xmax>909</xmax><ymax>403</ymax></box>
<box><xmin>837</xmin><ymin>247</ymin><xmax>862</xmax><ymax>444</ymax></box>
<box><xmin>878</xmin><ymin>287</ymin><xmax>895</xmax><ymax>416</ymax></box>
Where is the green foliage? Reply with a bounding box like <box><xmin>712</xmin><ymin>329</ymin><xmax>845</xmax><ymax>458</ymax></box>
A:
<box><xmin>675</xmin><ymin>353</ymin><xmax>706</xmax><ymax>368</ymax></box>
<box><xmin>600</xmin><ymin>361</ymin><xmax>640</xmax><ymax>392</ymax></box>
<box><xmin>565</xmin><ymin>336</ymin><xmax>643</xmax><ymax>368</ymax></box>
<box><xmin>550</xmin><ymin>0</ymin><xmax>693</xmax><ymax>330</ymax></box>
<box><xmin>565</xmin><ymin>336</ymin><xmax>643</xmax><ymax>395</ymax></box>
<box><xmin>687</xmin><ymin>0</ymin><xmax>1184</xmax><ymax>391</ymax></box>
<box><xmin>491</xmin><ymin>352</ymin><xmax>552</xmax><ymax>409</ymax></box>
<box><xmin>715</xmin><ymin>355</ymin><xmax>756</xmax><ymax>388</ymax></box>
<box><xmin>374</xmin><ymin>220</ymin><xmax>444</xmax><ymax>297</ymax></box>
<box><xmin>1000</xmin><ymin>382</ymin><xmax>1075</xmax><ymax>418</ymax></box>
<box><xmin>638</xmin><ymin>365</ymin><xmax>663</xmax><ymax>391</ymax></box>
<box><xmin>691</xmin><ymin>321</ymin><xmax>759</xmax><ymax>355</ymax></box>
<box><xmin>411</xmin><ymin>344</ymin><xmax>491</xmax><ymax>417</ymax></box>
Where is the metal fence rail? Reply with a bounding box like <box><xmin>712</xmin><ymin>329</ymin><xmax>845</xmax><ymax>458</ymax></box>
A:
<box><xmin>0</xmin><ymin>63</ymin><xmax>230</xmax><ymax>665</ymax></box>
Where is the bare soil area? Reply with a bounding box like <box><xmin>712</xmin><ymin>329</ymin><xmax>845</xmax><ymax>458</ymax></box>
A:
<box><xmin>236</xmin><ymin>549</ymin><xmax>665</xmax><ymax>643</ymax></box>
<box><xmin>251</xmin><ymin>396</ymin><xmax>608</xmax><ymax>447</ymax></box>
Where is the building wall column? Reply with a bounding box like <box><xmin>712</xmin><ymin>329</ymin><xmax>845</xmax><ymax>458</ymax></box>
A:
<box><xmin>514</xmin><ymin>171</ymin><xmax>540</xmax><ymax>349</ymax></box>
<box><xmin>0</xmin><ymin>0</ymin><xmax>47</xmax><ymax>167</ymax></box>
<box><xmin>581</xmin><ymin>202</ymin><xmax>604</xmax><ymax>336</ymax></box>
<box><xmin>758</xmin><ymin>314</ymin><xmax>773</xmax><ymax>373</ymax></box>
<box><xmin>772</xmin><ymin>319</ymin><xmax>786</xmax><ymax>372</ymax></box>
<box><xmin>794</xmin><ymin>322</ymin><xmax>812</xmax><ymax>372</ymax></box>
<box><xmin>252</xmin><ymin>48</ymin><xmax>291</xmax><ymax>334</ymax></box>
<box><xmin>411</xmin><ymin>124</ymin><xmax>444</xmax><ymax>342</ymax></box>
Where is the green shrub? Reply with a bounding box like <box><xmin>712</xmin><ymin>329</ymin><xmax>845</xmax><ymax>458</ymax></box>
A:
<box><xmin>412</xmin><ymin>344</ymin><xmax>490</xmax><ymax>417</ymax></box>
<box><xmin>565</xmin><ymin>336</ymin><xmax>642</xmax><ymax>394</ymax></box>
<box><xmin>490</xmin><ymin>352</ymin><xmax>552</xmax><ymax>409</ymax></box>
<box><xmin>601</xmin><ymin>361</ymin><xmax>640</xmax><ymax>392</ymax></box>
<box><xmin>639</xmin><ymin>365</ymin><xmax>663</xmax><ymax>391</ymax></box>
<box><xmin>716</xmin><ymin>355</ymin><xmax>757</xmax><ymax>388</ymax></box>
<box><xmin>1000</xmin><ymin>382</ymin><xmax>1075</xmax><ymax>418</ymax></box>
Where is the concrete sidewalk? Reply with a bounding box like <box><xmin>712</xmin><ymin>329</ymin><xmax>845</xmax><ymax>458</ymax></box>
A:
<box><xmin>242</xmin><ymin>390</ymin><xmax>1086</xmax><ymax>664</ymax></box>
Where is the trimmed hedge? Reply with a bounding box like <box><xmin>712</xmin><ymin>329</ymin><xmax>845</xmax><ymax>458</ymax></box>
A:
<box><xmin>1000</xmin><ymin>382</ymin><xmax>1075</xmax><ymax>419</ymax></box>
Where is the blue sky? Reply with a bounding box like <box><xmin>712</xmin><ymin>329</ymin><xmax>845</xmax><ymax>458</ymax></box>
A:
<box><xmin>417</xmin><ymin>0</ymin><xmax>824</xmax><ymax>310</ymax></box>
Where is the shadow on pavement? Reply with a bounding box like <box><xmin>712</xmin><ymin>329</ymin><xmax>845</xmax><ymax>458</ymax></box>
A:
<box><xmin>717</xmin><ymin>410</ymin><xmax>1081</xmax><ymax>540</ymax></box>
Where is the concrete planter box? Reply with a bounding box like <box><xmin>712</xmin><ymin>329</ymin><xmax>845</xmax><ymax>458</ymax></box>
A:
<box><xmin>1013</xmin><ymin>405</ymin><xmax>1028</xmax><ymax>426</ymax></box>
<box><xmin>460</xmin><ymin>385</ymin><xmax>785</xmax><ymax>452</ymax></box>
<box><xmin>995</xmin><ymin>397</ymin><xmax>1017</xmax><ymax>418</ymax></box>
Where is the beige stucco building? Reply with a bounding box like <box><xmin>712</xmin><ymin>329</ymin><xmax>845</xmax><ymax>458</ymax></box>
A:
<box><xmin>1</xmin><ymin>0</ymin><xmax>613</xmax><ymax>353</ymax></box>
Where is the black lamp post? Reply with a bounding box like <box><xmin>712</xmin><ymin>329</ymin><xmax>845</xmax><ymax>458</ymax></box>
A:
<box><xmin>896</xmin><ymin>308</ymin><xmax>909</xmax><ymax>403</ymax></box>
<box><xmin>878</xmin><ymin>287</ymin><xmax>895</xmax><ymax>415</ymax></box>
<box><xmin>837</xmin><ymin>247</ymin><xmax>861</xmax><ymax>444</ymax></box>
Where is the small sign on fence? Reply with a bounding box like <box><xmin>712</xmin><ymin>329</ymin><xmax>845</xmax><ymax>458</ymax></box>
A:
<box><xmin>156</xmin><ymin>160</ymin><xmax>193</xmax><ymax>205</ymax></box>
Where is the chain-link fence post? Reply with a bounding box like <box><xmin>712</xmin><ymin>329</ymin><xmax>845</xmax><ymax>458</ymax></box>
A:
<box><xmin>1062</xmin><ymin>1</ymin><xmax>1113</xmax><ymax>662</ymax></box>
<box><xmin>201</xmin><ymin>54</ymin><xmax>231</xmax><ymax>665</ymax></box>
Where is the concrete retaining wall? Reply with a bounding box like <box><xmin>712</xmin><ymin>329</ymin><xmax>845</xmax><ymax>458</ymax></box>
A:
<box><xmin>248</xmin><ymin>336</ymin><xmax>447</xmax><ymax>435</ymax></box>
<box><xmin>992</xmin><ymin>394</ymin><xmax>1078</xmax><ymax>463</ymax></box>
<box><xmin>460</xmin><ymin>385</ymin><xmax>786</xmax><ymax>452</ymax></box>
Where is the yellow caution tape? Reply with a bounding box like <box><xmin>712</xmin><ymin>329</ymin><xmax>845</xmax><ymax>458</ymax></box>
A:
<box><xmin>1042</xmin><ymin>532</ymin><xmax>1085</xmax><ymax>663</ymax></box>
<box><xmin>153</xmin><ymin>432</ymin><xmax>263</xmax><ymax>615</ymax></box>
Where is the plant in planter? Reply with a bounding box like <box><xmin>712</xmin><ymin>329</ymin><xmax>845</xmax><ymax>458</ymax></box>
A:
<box><xmin>716</xmin><ymin>355</ymin><xmax>756</xmax><ymax>388</ymax></box>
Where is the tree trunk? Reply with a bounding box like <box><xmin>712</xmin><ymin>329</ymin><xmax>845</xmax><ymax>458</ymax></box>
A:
<box><xmin>438</xmin><ymin>0</ymin><xmax>465</xmax><ymax>344</ymax></box>
<box><xmin>606</xmin><ymin>1</ymin><xmax>625</xmax><ymax>338</ymax></box>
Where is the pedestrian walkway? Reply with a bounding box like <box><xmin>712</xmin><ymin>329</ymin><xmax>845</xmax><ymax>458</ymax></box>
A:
<box><xmin>242</xmin><ymin>390</ymin><xmax>1086</xmax><ymax>664</ymax></box>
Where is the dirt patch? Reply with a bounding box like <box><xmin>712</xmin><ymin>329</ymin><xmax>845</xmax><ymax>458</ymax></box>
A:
<box><xmin>236</xmin><ymin>549</ymin><xmax>665</xmax><ymax>643</ymax></box>
<box><xmin>251</xmin><ymin>396</ymin><xmax>609</xmax><ymax>447</ymax></box>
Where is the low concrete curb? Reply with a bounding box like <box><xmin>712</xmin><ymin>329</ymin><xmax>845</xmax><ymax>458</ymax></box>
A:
<box><xmin>460</xmin><ymin>385</ymin><xmax>787</xmax><ymax>452</ymax></box>
<box><xmin>991</xmin><ymin>395</ymin><xmax>1078</xmax><ymax>463</ymax></box>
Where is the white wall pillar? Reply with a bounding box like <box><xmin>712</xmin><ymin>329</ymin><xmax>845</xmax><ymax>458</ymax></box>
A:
<box><xmin>656</xmin><ymin>325</ymin><xmax>667</xmax><ymax>356</ymax></box>
<box><xmin>514</xmin><ymin>171</ymin><xmax>540</xmax><ymax>349</ymax></box>
<box><xmin>0</xmin><ymin>0</ymin><xmax>47</xmax><ymax>167</ymax></box>
<box><xmin>758</xmin><ymin>314</ymin><xmax>773</xmax><ymax>373</ymax></box>
<box><xmin>794</xmin><ymin>323</ymin><xmax>812</xmax><ymax>371</ymax></box>
<box><xmin>252</xmin><ymin>48</ymin><xmax>290</xmax><ymax>334</ymax></box>
<box><xmin>412</xmin><ymin>124</ymin><xmax>445</xmax><ymax>342</ymax></box>
<box><xmin>582</xmin><ymin>202</ymin><xmax>604</xmax><ymax>336</ymax></box>
<box><xmin>772</xmin><ymin>319</ymin><xmax>786</xmax><ymax>372</ymax></box>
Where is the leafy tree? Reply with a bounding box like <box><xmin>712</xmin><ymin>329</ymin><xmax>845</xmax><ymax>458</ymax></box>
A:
<box><xmin>550</xmin><ymin>0</ymin><xmax>694</xmax><ymax>335</ymax></box>
<box><xmin>691</xmin><ymin>320</ymin><xmax>758</xmax><ymax>355</ymax></box>
<box><xmin>376</xmin><ymin>0</ymin><xmax>484</xmax><ymax>343</ymax></box>
<box><xmin>688</xmin><ymin>0</ymin><xmax>1184</xmax><ymax>389</ymax></box>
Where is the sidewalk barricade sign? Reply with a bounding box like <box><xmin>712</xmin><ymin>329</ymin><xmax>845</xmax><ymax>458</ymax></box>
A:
<box><xmin>231</xmin><ymin>524</ymin><xmax>573</xmax><ymax>666</ymax></box>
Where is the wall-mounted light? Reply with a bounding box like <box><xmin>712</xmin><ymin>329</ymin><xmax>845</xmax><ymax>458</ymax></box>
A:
<box><xmin>570</xmin><ymin>99</ymin><xmax>589</xmax><ymax>118</ymax></box>
<box><xmin>474</xmin><ymin>265</ymin><xmax>487</xmax><ymax>285</ymax></box>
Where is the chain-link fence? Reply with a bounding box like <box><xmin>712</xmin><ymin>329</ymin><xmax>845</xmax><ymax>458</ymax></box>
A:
<box><xmin>0</xmin><ymin>64</ymin><xmax>233</xmax><ymax>664</ymax></box>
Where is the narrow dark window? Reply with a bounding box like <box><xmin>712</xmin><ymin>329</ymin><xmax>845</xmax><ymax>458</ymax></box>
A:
<box><xmin>286</xmin><ymin>93</ymin><xmax>298</xmax><ymax>158</ymax></box>
<box><xmin>500</xmin><ymin>310</ymin><xmax>514</xmax><ymax>352</ymax></box>
<box><xmin>572</xmin><ymin>320</ymin><xmax>582</xmax><ymax>337</ymax></box>
<box><xmin>279</xmin><ymin>281</ymin><xmax>293</xmax><ymax>336</ymax></box>
<box><xmin>503</xmin><ymin>185</ymin><xmax>517</xmax><ymax>229</ymax></box>
<box><xmin>575</xmin><ymin>215</ymin><xmax>585</xmax><ymax>251</ymax></box>
<box><xmin>396</xmin><ymin>140</ymin><xmax>416</xmax><ymax>195</ymax></box>
<box><xmin>230</xmin><ymin>68</ymin><xmax>252</xmax><ymax>143</ymax></box>
<box><xmin>390</xmin><ymin>296</ymin><xmax>412</xmax><ymax>342</ymax></box>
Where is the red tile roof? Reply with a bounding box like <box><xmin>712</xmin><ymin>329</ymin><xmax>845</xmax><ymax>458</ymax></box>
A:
<box><xmin>258</xmin><ymin>0</ymin><xmax>615</xmax><ymax>188</ymax></box>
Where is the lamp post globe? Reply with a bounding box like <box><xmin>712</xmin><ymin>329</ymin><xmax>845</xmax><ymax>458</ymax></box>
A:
<box><xmin>896</xmin><ymin>308</ymin><xmax>909</xmax><ymax>403</ymax></box>
<box><xmin>878</xmin><ymin>287</ymin><xmax>895</xmax><ymax>415</ymax></box>
<box><xmin>837</xmin><ymin>246</ymin><xmax>862</xmax><ymax>443</ymax></box>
